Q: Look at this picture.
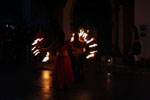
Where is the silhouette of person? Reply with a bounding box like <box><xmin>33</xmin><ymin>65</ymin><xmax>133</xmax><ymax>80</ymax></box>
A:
<box><xmin>47</xmin><ymin>26</ymin><xmax>75</xmax><ymax>89</ymax></box>
<box><xmin>70</xmin><ymin>32</ymin><xmax>86</xmax><ymax>82</ymax></box>
<box><xmin>131</xmin><ymin>25</ymin><xmax>141</xmax><ymax>62</ymax></box>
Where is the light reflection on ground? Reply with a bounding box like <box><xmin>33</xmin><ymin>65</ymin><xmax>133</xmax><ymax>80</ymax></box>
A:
<box><xmin>1</xmin><ymin>64</ymin><xmax>150</xmax><ymax>100</ymax></box>
<box><xmin>40</xmin><ymin>70</ymin><xmax>53</xmax><ymax>99</ymax></box>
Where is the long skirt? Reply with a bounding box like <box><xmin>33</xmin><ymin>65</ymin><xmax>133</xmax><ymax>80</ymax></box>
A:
<box><xmin>53</xmin><ymin>56</ymin><xmax>74</xmax><ymax>88</ymax></box>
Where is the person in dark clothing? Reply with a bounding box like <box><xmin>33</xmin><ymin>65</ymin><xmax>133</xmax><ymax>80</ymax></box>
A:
<box><xmin>123</xmin><ymin>25</ymin><xmax>141</xmax><ymax>66</ymax></box>
<box><xmin>70</xmin><ymin>32</ymin><xmax>86</xmax><ymax>82</ymax></box>
<box><xmin>131</xmin><ymin>25</ymin><xmax>141</xmax><ymax>62</ymax></box>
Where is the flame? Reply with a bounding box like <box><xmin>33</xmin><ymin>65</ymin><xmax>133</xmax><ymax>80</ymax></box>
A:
<box><xmin>86</xmin><ymin>53</ymin><xmax>95</xmax><ymax>59</ymax></box>
<box><xmin>70</xmin><ymin>27</ymin><xmax>99</xmax><ymax>60</ymax></box>
<box><xmin>79</xmin><ymin>29</ymin><xmax>84</xmax><ymax>37</ymax></box>
<box><xmin>70</xmin><ymin>33</ymin><xmax>75</xmax><ymax>42</ymax></box>
<box><xmin>34</xmin><ymin>52</ymin><xmax>40</xmax><ymax>56</ymax></box>
<box><xmin>32</xmin><ymin>38</ymin><xmax>43</xmax><ymax>45</ymax></box>
<box><xmin>86</xmin><ymin>50</ymin><xmax>98</xmax><ymax>59</ymax></box>
<box><xmin>42</xmin><ymin>52</ymin><xmax>50</xmax><ymax>62</ymax></box>
<box><xmin>83</xmin><ymin>47</ymin><xmax>86</xmax><ymax>52</ymax></box>
<box><xmin>31</xmin><ymin>46</ymin><xmax>36</xmax><ymax>51</ymax></box>
<box><xmin>78</xmin><ymin>29</ymin><xmax>89</xmax><ymax>42</ymax></box>
<box><xmin>82</xmin><ymin>33</ymin><xmax>88</xmax><ymax>41</ymax></box>
<box><xmin>89</xmin><ymin>43</ymin><xmax>98</xmax><ymax>48</ymax></box>
<box><xmin>33</xmin><ymin>49</ymin><xmax>40</xmax><ymax>56</ymax></box>
<box><xmin>87</xmin><ymin>29</ymin><xmax>89</xmax><ymax>33</ymax></box>
<box><xmin>33</xmin><ymin>49</ymin><xmax>40</xmax><ymax>54</ymax></box>
<box><xmin>31</xmin><ymin>38</ymin><xmax>44</xmax><ymax>56</ymax></box>
<box><xmin>86</xmin><ymin>38</ymin><xmax>94</xmax><ymax>44</ymax></box>
<box><xmin>90</xmin><ymin>50</ymin><xmax>98</xmax><ymax>54</ymax></box>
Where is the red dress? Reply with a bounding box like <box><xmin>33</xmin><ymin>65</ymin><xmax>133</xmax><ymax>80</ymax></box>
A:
<box><xmin>53</xmin><ymin>43</ymin><xmax>74</xmax><ymax>88</ymax></box>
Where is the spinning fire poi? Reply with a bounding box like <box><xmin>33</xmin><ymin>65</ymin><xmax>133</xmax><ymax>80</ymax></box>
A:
<box><xmin>70</xmin><ymin>28</ymin><xmax>98</xmax><ymax>59</ymax></box>
<box><xmin>31</xmin><ymin>38</ymin><xmax>43</xmax><ymax>56</ymax></box>
<box><xmin>31</xmin><ymin>38</ymin><xmax>50</xmax><ymax>62</ymax></box>
<box><xmin>31</xmin><ymin>27</ymin><xmax>98</xmax><ymax>63</ymax></box>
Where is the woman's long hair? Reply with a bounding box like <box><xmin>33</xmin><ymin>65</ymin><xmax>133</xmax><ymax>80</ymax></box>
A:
<box><xmin>55</xmin><ymin>26</ymin><xmax>65</xmax><ymax>48</ymax></box>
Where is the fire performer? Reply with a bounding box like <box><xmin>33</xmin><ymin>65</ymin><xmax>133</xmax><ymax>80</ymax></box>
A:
<box><xmin>33</xmin><ymin>26</ymin><xmax>46</xmax><ymax>63</ymax></box>
<box><xmin>70</xmin><ymin>32</ymin><xmax>86</xmax><ymax>82</ymax></box>
<box><xmin>42</xmin><ymin>26</ymin><xmax>75</xmax><ymax>89</ymax></box>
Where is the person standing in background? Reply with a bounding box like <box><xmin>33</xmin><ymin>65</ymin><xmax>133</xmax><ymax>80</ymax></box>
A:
<box><xmin>42</xmin><ymin>26</ymin><xmax>75</xmax><ymax>89</ymax></box>
<box><xmin>131</xmin><ymin>25</ymin><xmax>141</xmax><ymax>62</ymax></box>
<box><xmin>70</xmin><ymin>32</ymin><xmax>86</xmax><ymax>82</ymax></box>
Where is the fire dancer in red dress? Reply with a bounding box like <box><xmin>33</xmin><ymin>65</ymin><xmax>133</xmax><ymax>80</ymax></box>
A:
<box><xmin>48</xmin><ymin>26</ymin><xmax>75</xmax><ymax>89</ymax></box>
